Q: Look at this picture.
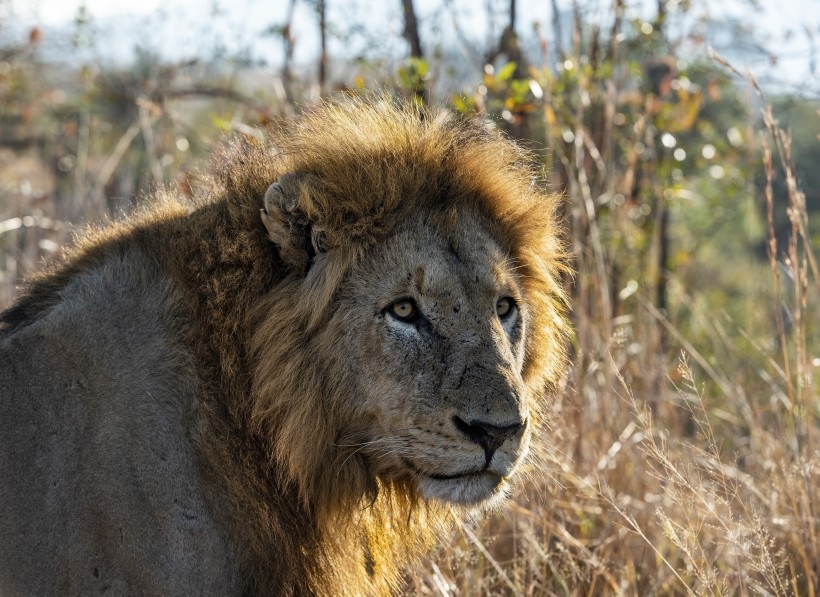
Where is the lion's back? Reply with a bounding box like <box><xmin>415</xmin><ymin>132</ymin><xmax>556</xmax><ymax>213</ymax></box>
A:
<box><xmin>0</xmin><ymin>247</ymin><xmax>238</xmax><ymax>596</ymax></box>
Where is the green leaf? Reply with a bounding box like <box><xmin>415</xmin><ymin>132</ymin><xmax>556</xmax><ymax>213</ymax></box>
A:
<box><xmin>496</xmin><ymin>61</ymin><xmax>517</xmax><ymax>82</ymax></box>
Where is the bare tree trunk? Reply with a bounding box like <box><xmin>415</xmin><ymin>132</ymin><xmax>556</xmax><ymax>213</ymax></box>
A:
<box><xmin>550</xmin><ymin>0</ymin><xmax>564</xmax><ymax>61</ymax></box>
<box><xmin>491</xmin><ymin>0</ymin><xmax>530</xmax><ymax>139</ymax></box>
<box><xmin>499</xmin><ymin>0</ymin><xmax>523</xmax><ymax>75</ymax></box>
<box><xmin>281</xmin><ymin>0</ymin><xmax>298</xmax><ymax>105</ymax></box>
<box><xmin>656</xmin><ymin>198</ymin><xmax>669</xmax><ymax>319</ymax></box>
<box><xmin>607</xmin><ymin>0</ymin><xmax>624</xmax><ymax>62</ymax></box>
<box><xmin>654</xmin><ymin>1</ymin><xmax>670</xmax><ymax>357</ymax></box>
<box><xmin>401</xmin><ymin>0</ymin><xmax>423</xmax><ymax>59</ymax></box>
<box><xmin>656</xmin><ymin>0</ymin><xmax>666</xmax><ymax>32</ymax></box>
<box><xmin>400</xmin><ymin>0</ymin><xmax>427</xmax><ymax>104</ymax></box>
<box><xmin>318</xmin><ymin>0</ymin><xmax>327</xmax><ymax>97</ymax></box>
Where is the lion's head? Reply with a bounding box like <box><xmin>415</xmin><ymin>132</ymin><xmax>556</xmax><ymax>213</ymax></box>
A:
<box><xmin>326</xmin><ymin>208</ymin><xmax>532</xmax><ymax>506</ymax></box>
<box><xmin>238</xmin><ymin>98</ymin><xmax>569</xmax><ymax>518</ymax></box>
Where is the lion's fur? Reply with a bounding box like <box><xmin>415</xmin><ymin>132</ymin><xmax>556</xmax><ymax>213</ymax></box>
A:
<box><xmin>0</xmin><ymin>98</ymin><xmax>568</xmax><ymax>595</ymax></box>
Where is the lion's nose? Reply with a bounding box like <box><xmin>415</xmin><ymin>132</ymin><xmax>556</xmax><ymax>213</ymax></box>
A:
<box><xmin>452</xmin><ymin>415</ymin><xmax>524</xmax><ymax>462</ymax></box>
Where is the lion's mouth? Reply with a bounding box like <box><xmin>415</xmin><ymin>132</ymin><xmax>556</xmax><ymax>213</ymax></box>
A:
<box><xmin>428</xmin><ymin>470</ymin><xmax>480</xmax><ymax>481</ymax></box>
<box><xmin>402</xmin><ymin>458</ymin><xmax>509</xmax><ymax>505</ymax></box>
<box><xmin>402</xmin><ymin>458</ymin><xmax>484</xmax><ymax>481</ymax></box>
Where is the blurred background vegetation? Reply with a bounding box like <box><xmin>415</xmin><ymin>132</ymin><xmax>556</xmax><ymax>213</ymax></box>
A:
<box><xmin>1</xmin><ymin>0</ymin><xmax>818</xmax><ymax>594</ymax></box>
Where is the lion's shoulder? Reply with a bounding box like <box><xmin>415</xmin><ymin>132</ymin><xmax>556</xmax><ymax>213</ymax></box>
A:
<box><xmin>0</xmin><ymin>238</ymin><xmax>242</xmax><ymax>594</ymax></box>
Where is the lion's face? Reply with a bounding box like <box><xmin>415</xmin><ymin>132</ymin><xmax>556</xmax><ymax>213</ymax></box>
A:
<box><xmin>335</xmin><ymin>209</ymin><xmax>531</xmax><ymax>507</ymax></box>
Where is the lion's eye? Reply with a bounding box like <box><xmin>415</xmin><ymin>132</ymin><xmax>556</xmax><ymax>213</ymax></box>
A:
<box><xmin>496</xmin><ymin>297</ymin><xmax>516</xmax><ymax>318</ymax></box>
<box><xmin>389</xmin><ymin>299</ymin><xmax>418</xmax><ymax>321</ymax></box>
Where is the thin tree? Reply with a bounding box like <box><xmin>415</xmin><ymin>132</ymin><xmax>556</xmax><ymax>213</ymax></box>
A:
<box><xmin>486</xmin><ymin>0</ymin><xmax>530</xmax><ymax>140</ymax></box>
<box><xmin>400</xmin><ymin>0</ymin><xmax>428</xmax><ymax>104</ymax></box>
<box><xmin>317</xmin><ymin>0</ymin><xmax>328</xmax><ymax>97</ymax></box>
<box><xmin>281</xmin><ymin>0</ymin><xmax>298</xmax><ymax>105</ymax></box>
<box><xmin>550</xmin><ymin>0</ymin><xmax>565</xmax><ymax>61</ymax></box>
<box><xmin>401</xmin><ymin>0</ymin><xmax>423</xmax><ymax>59</ymax></box>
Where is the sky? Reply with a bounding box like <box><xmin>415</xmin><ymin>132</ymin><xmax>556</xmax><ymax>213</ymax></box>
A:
<box><xmin>3</xmin><ymin>0</ymin><xmax>818</xmax><ymax>94</ymax></box>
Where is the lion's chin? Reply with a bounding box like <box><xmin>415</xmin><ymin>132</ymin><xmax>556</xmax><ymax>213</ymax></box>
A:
<box><xmin>416</xmin><ymin>471</ymin><xmax>511</xmax><ymax>508</ymax></box>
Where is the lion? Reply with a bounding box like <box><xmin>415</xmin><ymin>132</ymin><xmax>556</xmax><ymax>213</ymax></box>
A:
<box><xmin>0</xmin><ymin>97</ymin><xmax>568</xmax><ymax>596</ymax></box>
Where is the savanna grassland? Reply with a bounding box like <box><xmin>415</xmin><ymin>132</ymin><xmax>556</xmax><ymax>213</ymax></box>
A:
<box><xmin>1</xmin><ymin>0</ymin><xmax>818</xmax><ymax>594</ymax></box>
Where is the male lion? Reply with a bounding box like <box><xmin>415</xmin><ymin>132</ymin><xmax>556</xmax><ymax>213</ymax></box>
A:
<box><xmin>0</xmin><ymin>98</ymin><xmax>568</xmax><ymax>595</ymax></box>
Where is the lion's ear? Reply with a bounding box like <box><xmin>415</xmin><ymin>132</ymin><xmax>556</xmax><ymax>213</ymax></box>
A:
<box><xmin>261</xmin><ymin>172</ymin><xmax>328</xmax><ymax>273</ymax></box>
